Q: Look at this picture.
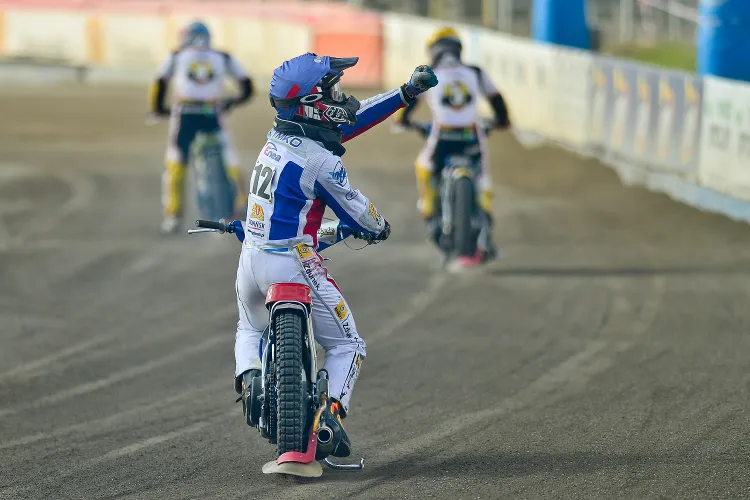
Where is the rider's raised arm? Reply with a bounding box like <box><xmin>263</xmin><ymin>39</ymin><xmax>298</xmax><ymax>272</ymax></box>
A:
<box><xmin>340</xmin><ymin>65</ymin><xmax>438</xmax><ymax>142</ymax></box>
<box><xmin>149</xmin><ymin>52</ymin><xmax>176</xmax><ymax>115</ymax></box>
<box><xmin>471</xmin><ymin>65</ymin><xmax>511</xmax><ymax>129</ymax></box>
<box><xmin>223</xmin><ymin>52</ymin><xmax>254</xmax><ymax>106</ymax></box>
<box><xmin>393</xmin><ymin>93</ymin><xmax>422</xmax><ymax>127</ymax></box>
<box><xmin>312</xmin><ymin>155</ymin><xmax>386</xmax><ymax>236</ymax></box>
<box><xmin>339</xmin><ymin>87</ymin><xmax>411</xmax><ymax>143</ymax></box>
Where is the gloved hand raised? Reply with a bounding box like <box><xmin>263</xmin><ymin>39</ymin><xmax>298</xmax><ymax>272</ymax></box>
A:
<box><xmin>408</xmin><ymin>65</ymin><xmax>438</xmax><ymax>93</ymax></box>
<box><xmin>402</xmin><ymin>65</ymin><xmax>438</xmax><ymax>102</ymax></box>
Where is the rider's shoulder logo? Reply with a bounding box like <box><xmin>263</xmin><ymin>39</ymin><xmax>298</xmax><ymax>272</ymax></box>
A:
<box><xmin>328</xmin><ymin>162</ymin><xmax>348</xmax><ymax>187</ymax></box>
<box><xmin>187</xmin><ymin>61</ymin><xmax>216</xmax><ymax>84</ymax></box>
<box><xmin>263</xmin><ymin>142</ymin><xmax>282</xmax><ymax>162</ymax></box>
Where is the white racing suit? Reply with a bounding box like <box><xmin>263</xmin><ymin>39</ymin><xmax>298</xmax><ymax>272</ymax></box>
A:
<box><xmin>396</xmin><ymin>55</ymin><xmax>510</xmax><ymax>220</ymax></box>
<box><xmin>151</xmin><ymin>46</ymin><xmax>252</xmax><ymax>220</ymax></box>
<box><xmin>235</xmin><ymin>88</ymin><xmax>409</xmax><ymax>414</ymax></box>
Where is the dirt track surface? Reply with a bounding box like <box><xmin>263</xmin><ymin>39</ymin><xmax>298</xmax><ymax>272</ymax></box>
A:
<box><xmin>1</xmin><ymin>85</ymin><xmax>749</xmax><ymax>500</ymax></box>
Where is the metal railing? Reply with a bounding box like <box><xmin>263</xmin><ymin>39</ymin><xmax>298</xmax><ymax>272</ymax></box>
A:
<box><xmin>350</xmin><ymin>0</ymin><xmax>698</xmax><ymax>44</ymax></box>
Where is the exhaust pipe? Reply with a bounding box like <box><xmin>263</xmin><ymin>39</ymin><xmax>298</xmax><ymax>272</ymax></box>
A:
<box><xmin>317</xmin><ymin>425</ymin><xmax>334</xmax><ymax>445</ymax></box>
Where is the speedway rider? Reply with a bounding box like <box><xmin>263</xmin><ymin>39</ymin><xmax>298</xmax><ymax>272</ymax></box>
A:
<box><xmin>234</xmin><ymin>52</ymin><xmax>438</xmax><ymax>457</ymax></box>
<box><xmin>149</xmin><ymin>21</ymin><xmax>254</xmax><ymax>234</ymax></box>
<box><xmin>394</xmin><ymin>27</ymin><xmax>511</xmax><ymax>261</ymax></box>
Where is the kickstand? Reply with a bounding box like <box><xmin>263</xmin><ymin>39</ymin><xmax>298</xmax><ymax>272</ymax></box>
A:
<box><xmin>323</xmin><ymin>457</ymin><xmax>365</xmax><ymax>471</ymax></box>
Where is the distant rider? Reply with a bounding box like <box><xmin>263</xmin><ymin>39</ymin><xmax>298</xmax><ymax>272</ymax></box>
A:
<box><xmin>149</xmin><ymin>21</ymin><xmax>254</xmax><ymax>234</ymax></box>
<box><xmin>234</xmin><ymin>52</ymin><xmax>437</xmax><ymax>457</ymax></box>
<box><xmin>394</xmin><ymin>26</ymin><xmax>511</xmax><ymax>261</ymax></box>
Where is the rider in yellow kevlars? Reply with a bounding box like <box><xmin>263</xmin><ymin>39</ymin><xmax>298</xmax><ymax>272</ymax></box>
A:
<box><xmin>393</xmin><ymin>26</ymin><xmax>512</xmax><ymax>261</ymax></box>
<box><xmin>149</xmin><ymin>21</ymin><xmax>254</xmax><ymax>234</ymax></box>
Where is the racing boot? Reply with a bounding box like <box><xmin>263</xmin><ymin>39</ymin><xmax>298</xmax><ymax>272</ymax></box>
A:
<box><xmin>425</xmin><ymin>216</ymin><xmax>441</xmax><ymax>247</ymax></box>
<box><xmin>161</xmin><ymin>159</ymin><xmax>186</xmax><ymax>234</ymax></box>
<box><xmin>478</xmin><ymin>211</ymin><xmax>498</xmax><ymax>262</ymax></box>
<box><xmin>235</xmin><ymin>368</ymin><xmax>262</xmax><ymax>427</ymax></box>
<box><xmin>415</xmin><ymin>164</ymin><xmax>438</xmax><ymax>221</ymax></box>
<box><xmin>316</xmin><ymin>399</ymin><xmax>351</xmax><ymax>459</ymax></box>
<box><xmin>416</xmin><ymin>164</ymin><xmax>443</xmax><ymax>254</ymax></box>
<box><xmin>478</xmin><ymin>190</ymin><xmax>498</xmax><ymax>262</ymax></box>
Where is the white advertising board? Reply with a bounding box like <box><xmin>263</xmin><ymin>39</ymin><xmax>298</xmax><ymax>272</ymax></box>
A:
<box><xmin>698</xmin><ymin>77</ymin><xmax>750</xmax><ymax>201</ymax></box>
<box><xmin>4</xmin><ymin>10</ymin><xmax>89</xmax><ymax>64</ymax></box>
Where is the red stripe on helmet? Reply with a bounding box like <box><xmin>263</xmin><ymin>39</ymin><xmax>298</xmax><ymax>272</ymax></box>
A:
<box><xmin>286</xmin><ymin>84</ymin><xmax>302</xmax><ymax>98</ymax></box>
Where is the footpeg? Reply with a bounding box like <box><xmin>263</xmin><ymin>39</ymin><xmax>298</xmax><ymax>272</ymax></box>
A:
<box><xmin>323</xmin><ymin>457</ymin><xmax>365</xmax><ymax>471</ymax></box>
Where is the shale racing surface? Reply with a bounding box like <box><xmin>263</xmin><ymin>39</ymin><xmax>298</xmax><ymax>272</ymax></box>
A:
<box><xmin>1</xmin><ymin>85</ymin><xmax>749</xmax><ymax>500</ymax></box>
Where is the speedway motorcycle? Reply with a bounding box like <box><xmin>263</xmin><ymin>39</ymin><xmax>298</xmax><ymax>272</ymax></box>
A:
<box><xmin>146</xmin><ymin>100</ymin><xmax>238</xmax><ymax>226</ymax></box>
<box><xmin>188</xmin><ymin>218</ymin><xmax>369</xmax><ymax>477</ymax></box>
<box><xmin>398</xmin><ymin>120</ymin><xmax>495</xmax><ymax>266</ymax></box>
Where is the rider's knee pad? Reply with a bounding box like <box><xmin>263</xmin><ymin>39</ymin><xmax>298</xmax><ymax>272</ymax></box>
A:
<box><xmin>415</xmin><ymin>165</ymin><xmax>438</xmax><ymax>218</ymax></box>
<box><xmin>163</xmin><ymin>160</ymin><xmax>186</xmax><ymax>215</ymax></box>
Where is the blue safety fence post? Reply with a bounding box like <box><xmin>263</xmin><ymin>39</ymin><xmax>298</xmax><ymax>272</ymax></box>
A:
<box><xmin>532</xmin><ymin>0</ymin><xmax>591</xmax><ymax>50</ymax></box>
<box><xmin>697</xmin><ymin>0</ymin><xmax>750</xmax><ymax>82</ymax></box>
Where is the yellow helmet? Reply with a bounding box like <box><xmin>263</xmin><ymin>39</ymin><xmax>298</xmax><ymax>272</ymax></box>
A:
<box><xmin>426</xmin><ymin>27</ymin><xmax>462</xmax><ymax>66</ymax></box>
<box><xmin>426</xmin><ymin>26</ymin><xmax>461</xmax><ymax>50</ymax></box>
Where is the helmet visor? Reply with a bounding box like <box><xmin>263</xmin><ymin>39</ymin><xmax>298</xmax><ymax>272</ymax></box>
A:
<box><xmin>319</xmin><ymin>72</ymin><xmax>345</xmax><ymax>102</ymax></box>
<box><xmin>329</xmin><ymin>81</ymin><xmax>345</xmax><ymax>103</ymax></box>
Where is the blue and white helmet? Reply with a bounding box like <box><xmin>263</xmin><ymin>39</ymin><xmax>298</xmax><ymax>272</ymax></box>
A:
<box><xmin>180</xmin><ymin>21</ymin><xmax>211</xmax><ymax>49</ymax></box>
<box><xmin>269</xmin><ymin>53</ymin><xmax>361</xmax><ymax>127</ymax></box>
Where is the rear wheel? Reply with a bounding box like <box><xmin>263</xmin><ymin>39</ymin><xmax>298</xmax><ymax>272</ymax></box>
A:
<box><xmin>274</xmin><ymin>310</ymin><xmax>308</xmax><ymax>456</ymax></box>
<box><xmin>195</xmin><ymin>136</ymin><xmax>233</xmax><ymax>221</ymax></box>
<box><xmin>452</xmin><ymin>176</ymin><xmax>476</xmax><ymax>257</ymax></box>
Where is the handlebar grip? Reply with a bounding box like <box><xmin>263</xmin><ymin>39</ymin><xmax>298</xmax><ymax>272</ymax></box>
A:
<box><xmin>195</xmin><ymin>219</ymin><xmax>227</xmax><ymax>233</ymax></box>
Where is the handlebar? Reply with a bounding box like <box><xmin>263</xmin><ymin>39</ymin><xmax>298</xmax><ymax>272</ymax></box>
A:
<box><xmin>195</xmin><ymin>219</ymin><xmax>231</xmax><ymax>232</ymax></box>
<box><xmin>146</xmin><ymin>97</ymin><xmax>238</xmax><ymax>126</ymax></box>
<box><xmin>188</xmin><ymin>219</ymin><xmax>384</xmax><ymax>247</ymax></box>
<box><xmin>406</xmin><ymin>120</ymin><xmax>497</xmax><ymax>138</ymax></box>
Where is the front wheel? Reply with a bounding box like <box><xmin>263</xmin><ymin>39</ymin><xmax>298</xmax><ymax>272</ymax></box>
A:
<box><xmin>452</xmin><ymin>176</ymin><xmax>477</xmax><ymax>257</ymax></box>
<box><xmin>274</xmin><ymin>310</ymin><xmax>308</xmax><ymax>456</ymax></box>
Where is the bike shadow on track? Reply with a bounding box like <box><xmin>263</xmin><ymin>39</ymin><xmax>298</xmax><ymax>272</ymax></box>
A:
<box><xmin>286</xmin><ymin>449</ymin><xmax>748</xmax><ymax>487</ymax></box>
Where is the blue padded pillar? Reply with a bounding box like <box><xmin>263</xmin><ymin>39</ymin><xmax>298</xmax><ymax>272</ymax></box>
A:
<box><xmin>532</xmin><ymin>0</ymin><xmax>591</xmax><ymax>50</ymax></box>
<box><xmin>698</xmin><ymin>0</ymin><xmax>750</xmax><ymax>82</ymax></box>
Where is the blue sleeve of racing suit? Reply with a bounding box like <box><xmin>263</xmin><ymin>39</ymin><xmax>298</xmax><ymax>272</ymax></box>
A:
<box><xmin>339</xmin><ymin>88</ymin><xmax>408</xmax><ymax>143</ymax></box>
<box><xmin>313</xmin><ymin>156</ymin><xmax>386</xmax><ymax>237</ymax></box>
